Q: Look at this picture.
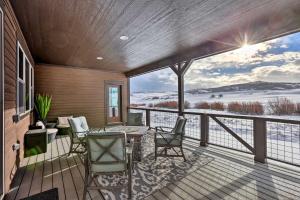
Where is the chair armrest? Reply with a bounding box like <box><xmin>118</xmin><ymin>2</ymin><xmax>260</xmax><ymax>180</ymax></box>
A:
<box><xmin>73</xmin><ymin>131</ymin><xmax>88</xmax><ymax>138</ymax></box>
<box><xmin>155</xmin><ymin>131</ymin><xmax>174</xmax><ymax>137</ymax></box>
<box><xmin>155</xmin><ymin>126</ymin><xmax>173</xmax><ymax>133</ymax></box>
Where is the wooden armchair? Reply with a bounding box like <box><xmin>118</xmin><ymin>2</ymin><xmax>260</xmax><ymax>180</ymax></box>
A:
<box><xmin>154</xmin><ymin>116</ymin><xmax>187</xmax><ymax>161</ymax></box>
<box><xmin>83</xmin><ymin>132</ymin><xmax>133</xmax><ymax>199</ymax></box>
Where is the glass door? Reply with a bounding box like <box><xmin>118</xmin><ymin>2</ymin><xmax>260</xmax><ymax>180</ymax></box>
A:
<box><xmin>106</xmin><ymin>85</ymin><xmax>122</xmax><ymax>124</ymax></box>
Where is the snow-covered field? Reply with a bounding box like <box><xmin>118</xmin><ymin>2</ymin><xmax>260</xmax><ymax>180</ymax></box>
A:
<box><xmin>130</xmin><ymin>89</ymin><xmax>300</xmax><ymax>165</ymax></box>
<box><xmin>131</xmin><ymin>88</ymin><xmax>300</xmax><ymax>106</ymax></box>
<box><xmin>131</xmin><ymin>89</ymin><xmax>300</xmax><ymax>119</ymax></box>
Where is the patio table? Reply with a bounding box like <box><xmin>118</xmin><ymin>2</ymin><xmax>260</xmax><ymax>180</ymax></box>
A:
<box><xmin>104</xmin><ymin>126</ymin><xmax>149</xmax><ymax>161</ymax></box>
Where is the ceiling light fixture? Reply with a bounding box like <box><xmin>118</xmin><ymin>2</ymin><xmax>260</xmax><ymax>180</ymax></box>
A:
<box><xmin>96</xmin><ymin>56</ymin><xmax>103</xmax><ymax>60</ymax></box>
<box><xmin>120</xmin><ymin>35</ymin><xmax>129</xmax><ymax>41</ymax></box>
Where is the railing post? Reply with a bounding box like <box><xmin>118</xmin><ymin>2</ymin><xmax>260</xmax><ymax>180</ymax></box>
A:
<box><xmin>146</xmin><ymin>109</ymin><xmax>150</xmax><ymax>127</ymax></box>
<box><xmin>200</xmin><ymin>114</ymin><xmax>209</xmax><ymax>146</ymax></box>
<box><xmin>254</xmin><ymin>118</ymin><xmax>267</xmax><ymax>163</ymax></box>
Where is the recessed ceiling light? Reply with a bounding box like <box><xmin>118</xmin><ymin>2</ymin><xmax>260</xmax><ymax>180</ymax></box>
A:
<box><xmin>120</xmin><ymin>35</ymin><xmax>129</xmax><ymax>41</ymax></box>
<box><xmin>96</xmin><ymin>56</ymin><xmax>103</xmax><ymax>60</ymax></box>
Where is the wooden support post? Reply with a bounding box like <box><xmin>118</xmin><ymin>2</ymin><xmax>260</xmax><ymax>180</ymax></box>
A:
<box><xmin>146</xmin><ymin>109</ymin><xmax>150</xmax><ymax>127</ymax></box>
<box><xmin>127</xmin><ymin>78</ymin><xmax>130</xmax><ymax>122</ymax></box>
<box><xmin>254</xmin><ymin>118</ymin><xmax>267</xmax><ymax>163</ymax></box>
<box><xmin>169</xmin><ymin>60</ymin><xmax>193</xmax><ymax>116</ymax></box>
<box><xmin>200</xmin><ymin>114</ymin><xmax>209</xmax><ymax>146</ymax></box>
<box><xmin>127</xmin><ymin>78</ymin><xmax>130</xmax><ymax>106</ymax></box>
<box><xmin>178</xmin><ymin>75</ymin><xmax>184</xmax><ymax>116</ymax></box>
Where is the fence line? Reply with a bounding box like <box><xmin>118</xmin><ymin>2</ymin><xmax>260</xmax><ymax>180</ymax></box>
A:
<box><xmin>129</xmin><ymin>107</ymin><xmax>300</xmax><ymax>166</ymax></box>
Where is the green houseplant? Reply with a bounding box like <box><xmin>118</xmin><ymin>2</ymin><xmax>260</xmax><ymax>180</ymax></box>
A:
<box><xmin>35</xmin><ymin>94</ymin><xmax>52</xmax><ymax>125</ymax></box>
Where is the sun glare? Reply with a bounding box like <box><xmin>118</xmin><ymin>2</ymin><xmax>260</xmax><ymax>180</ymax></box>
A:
<box><xmin>237</xmin><ymin>42</ymin><xmax>258</xmax><ymax>58</ymax></box>
<box><xmin>241</xmin><ymin>43</ymin><xmax>249</xmax><ymax>49</ymax></box>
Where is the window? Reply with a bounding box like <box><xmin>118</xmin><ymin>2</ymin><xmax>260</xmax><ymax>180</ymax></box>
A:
<box><xmin>17</xmin><ymin>42</ymin><xmax>33</xmax><ymax>115</ymax></box>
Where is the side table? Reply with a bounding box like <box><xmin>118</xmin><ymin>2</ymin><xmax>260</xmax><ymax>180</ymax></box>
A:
<box><xmin>24</xmin><ymin>129</ymin><xmax>47</xmax><ymax>157</ymax></box>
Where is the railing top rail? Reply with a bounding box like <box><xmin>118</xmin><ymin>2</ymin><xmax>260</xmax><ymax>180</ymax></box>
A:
<box><xmin>128</xmin><ymin>107</ymin><xmax>179</xmax><ymax>113</ymax></box>
<box><xmin>128</xmin><ymin>107</ymin><xmax>300</xmax><ymax>125</ymax></box>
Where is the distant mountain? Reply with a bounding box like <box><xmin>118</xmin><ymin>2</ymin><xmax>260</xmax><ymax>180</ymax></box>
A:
<box><xmin>186</xmin><ymin>81</ymin><xmax>300</xmax><ymax>94</ymax></box>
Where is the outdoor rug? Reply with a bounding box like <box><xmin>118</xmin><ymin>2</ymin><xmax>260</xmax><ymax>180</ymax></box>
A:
<box><xmin>96</xmin><ymin>132</ymin><xmax>214</xmax><ymax>200</ymax></box>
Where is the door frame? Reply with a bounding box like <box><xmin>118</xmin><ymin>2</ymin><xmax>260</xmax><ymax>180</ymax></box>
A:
<box><xmin>0</xmin><ymin>5</ymin><xmax>4</xmax><ymax>199</ymax></box>
<box><xmin>104</xmin><ymin>80</ymin><xmax>124</xmax><ymax>126</ymax></box>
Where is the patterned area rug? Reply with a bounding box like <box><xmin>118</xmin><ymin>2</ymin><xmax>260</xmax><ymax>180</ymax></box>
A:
<box><xmin>98</xmin><ymin>133</ymin><xmax>213</xmax><ymax>200</ymax></box>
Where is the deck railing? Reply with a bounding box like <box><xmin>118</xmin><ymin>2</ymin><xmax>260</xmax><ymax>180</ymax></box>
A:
<box><xmin>129</xmin><ymin>107</ymin><xmax>300</xmax><ymax>166</ymax></box>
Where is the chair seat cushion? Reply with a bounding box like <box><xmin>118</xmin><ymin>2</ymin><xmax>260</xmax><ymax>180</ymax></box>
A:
<box><xmin>156</xmin><ymin>134</ymin><xmax>181</xmax><ymax>146</ymax></box>
<box><xmin>91</xmin><ymin>163</ymin><xmax>126</xmax><ymax>173</ymax></box>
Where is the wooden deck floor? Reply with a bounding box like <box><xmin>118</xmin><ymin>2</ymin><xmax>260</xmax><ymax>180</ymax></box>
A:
<box><xmin>5</xmin><ymin>136</ymin><xmax>300</xmax><ymax>200</ymax></box>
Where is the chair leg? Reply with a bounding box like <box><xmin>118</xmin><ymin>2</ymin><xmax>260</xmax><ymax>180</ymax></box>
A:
<box><xmin>68</xmin><ymin>138</ymin><xmax>74</xmax><ymax>156</ymax></box>
<box><xmin>128</xmin><ymin>160</ymin><xmax>132</xmax><ymax>199</ymax></box>
<box><xmin>132</xmin><ymin>161</ymin><xmax>134</xmax><ymax>173</ymax></box>
<box><xmin>154</xmin><ymin>145</ymin><xmax>157</xmax><ymax>161</ymax></box>
<box><xmin>180</xmin><ymin>146</ymin><xmax>186</xmax><ymax>162</ymax></box>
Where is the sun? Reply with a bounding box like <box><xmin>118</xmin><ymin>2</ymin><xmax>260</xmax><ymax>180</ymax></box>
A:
<box><xmin>240</xmin><ymin>43</ymin><xmax>253</xmax><ymax>52</ymax></box>
<box><xmin>241</xmin><ymin>43</ymin><xmax>250</xmax><ymax>49</ymax></box>
<box><xmin>237</xmin><ymin>42</ymin><xmax>259</xmax><ymax>57</ymax></box>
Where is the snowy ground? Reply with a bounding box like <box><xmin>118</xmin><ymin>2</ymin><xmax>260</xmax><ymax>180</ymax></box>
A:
<box><xmin>131</xmin><ymin>89</ymin><xmax>300</xmax><ymax>120</ymax></box>
<box><xmin>130</xmin><ymin>89</ymin><xmax>300</xmax><ymax>165</ymax></box>
<box><xmin>131</xmin><ymin>88</ymin><xmax>300</xmax><ymax>106</ymax></box>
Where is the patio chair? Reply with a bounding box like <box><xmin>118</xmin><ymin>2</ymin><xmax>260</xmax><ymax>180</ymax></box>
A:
<box><xmin>83</xmin><ymin>132</ymin><xmax>133</xmax><ymax>200</ymax></box>
<box><xmin>126</xmin><ymin>112</ymin><xmax>144</xmax><ymax>126</ymax></box>
<box><xmin>67</xmin><ymin>116</ymin><xmax>90</xmax><ymax>156</ymax></box>
<box><xmin>154</xmin><ymin>116</ymin><xmax>187</xmax><ymax>161</ymax></box>
<box><xmin>56</xmin><ymin>116</ymin><xmax>73</xmax><ymax>135</ymax></box>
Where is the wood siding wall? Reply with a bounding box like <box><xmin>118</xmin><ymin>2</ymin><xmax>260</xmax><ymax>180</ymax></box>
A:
<box><xmin>3</xmin><ymin>0</ymin><xmax>35</xmax><ymax>194</ymax></box>
<box><xmin>35</xmin><ymin>65</ymin><xmax>128</xmax><ymax>128</ymax></box>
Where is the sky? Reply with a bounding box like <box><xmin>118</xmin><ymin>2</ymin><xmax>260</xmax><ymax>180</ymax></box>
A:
<box><xmin>131</xmin><ymin>32</ymin><xmax>300</xmax><ymax>93</ymax></box>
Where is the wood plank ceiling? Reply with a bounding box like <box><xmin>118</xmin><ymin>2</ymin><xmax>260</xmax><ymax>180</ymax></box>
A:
<box><xmin>10</xmin><ymin>0</ymin><xmax>300</xmax><ymax>76</ymax></box>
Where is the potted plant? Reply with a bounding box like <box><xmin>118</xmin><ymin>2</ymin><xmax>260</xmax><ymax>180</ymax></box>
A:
<box><xmin>35</xmin><ymin>94</ymin><xmax>52</xmax><ymax>126</ymax></box>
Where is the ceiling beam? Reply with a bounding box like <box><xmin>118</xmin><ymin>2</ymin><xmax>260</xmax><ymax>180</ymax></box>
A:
<box><xmin>125</xmin><ymin>5</ymin><xmax>300</xmax><ymax>77</ymax></box>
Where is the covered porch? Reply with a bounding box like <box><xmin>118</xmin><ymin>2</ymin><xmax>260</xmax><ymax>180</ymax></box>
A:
<box><xmin>1</xmin><ymin>0</ymin><xmax>300</xmax><ymax>199</ymax></box>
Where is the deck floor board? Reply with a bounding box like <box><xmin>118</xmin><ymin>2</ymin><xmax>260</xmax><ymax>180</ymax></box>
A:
<box><xmin>5</xmin><ymin>136</ymin><xmax>300</xmax><ymax>200</ymax></box>
<box><xmin>41</xmin><ymin>142</ymin><xmax>53</xmax><ymax>192</ymax></box>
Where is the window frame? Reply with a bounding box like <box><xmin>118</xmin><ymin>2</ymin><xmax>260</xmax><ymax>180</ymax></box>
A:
<box><xmin>104</xmin><ymin>80</ymin><xmax>124</xmax><ymax>126</ymax></box>
<box><xmin>30</xmin><ymin>64</ymin><xmax>34</xmax><ymax>110</ymax></box>
<box><xmin>17</xmin><ymin>42</ymin><xmax>33</xmax><ymax>116</ymax></box>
